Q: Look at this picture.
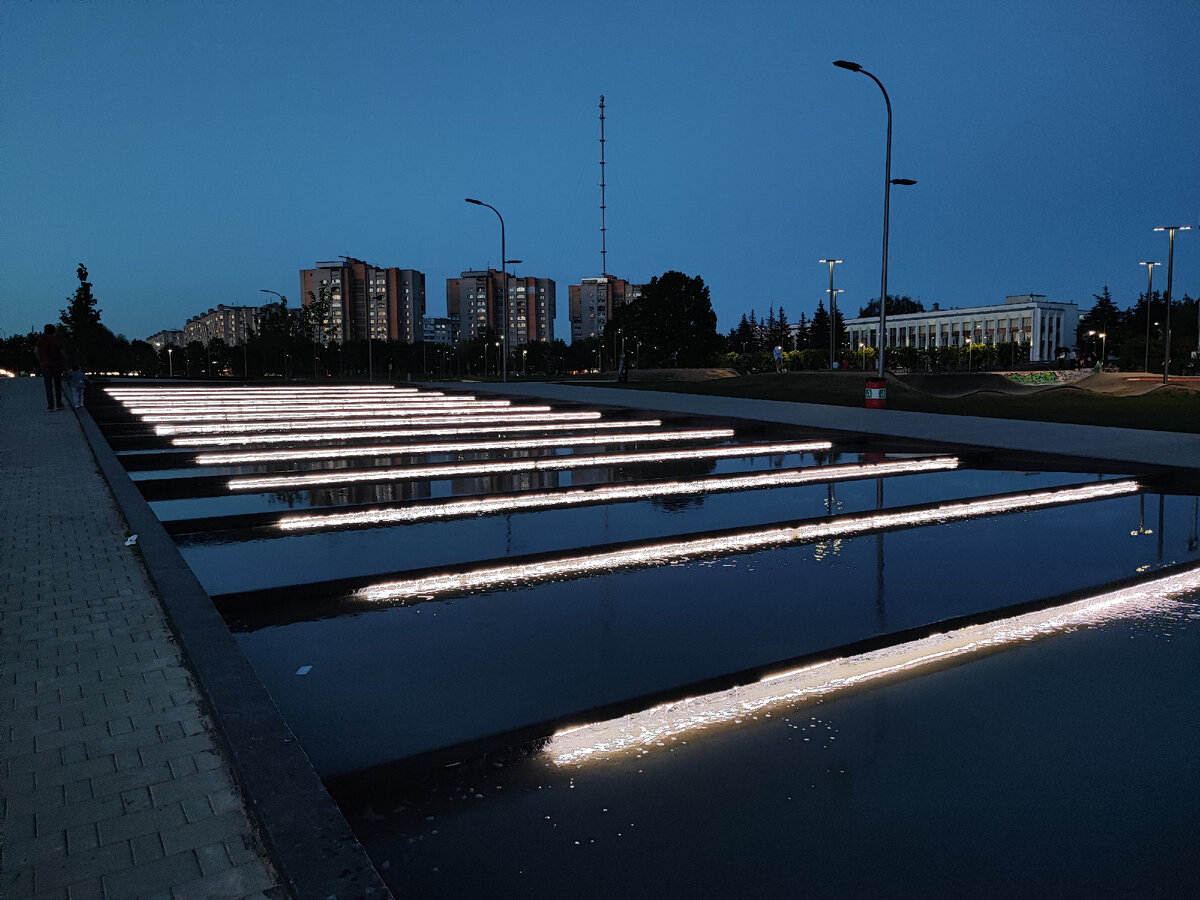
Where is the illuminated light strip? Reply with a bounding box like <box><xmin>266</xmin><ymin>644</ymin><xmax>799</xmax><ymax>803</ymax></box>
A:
<box><xmin>138</xmin><ymin>401</ymin><xmax>512</xmax><ymax>423</ymax></box>
<box><xmin>354</xmin><ymin>480</ymin><xmax>1140</xmax><ymax>603</ymax></box>
<box><xmin>169</xmin><ymin>419</ymin><xmax>664</xmax><ymax>448</ymax></box>
<box><xmin>198</xmin><ymin>428</ymin><xmax>737</xmax><ymax>465</ymax></box>
<box><xmin>106</xmin><ymin>388</ymin><xmax>414</xmax><ymax>399</ymax></box>
<box><xmin>154</xmin><ymin>409</ymin><xmax>574</xmax><ymax>436</ymax></box>
<box><xmin>122</xmin><ymin>399</ymin><xmax>458</xmax><ymax>414</ymax></box>
<box><xmin>277</xmin><ymin>457</ymin><xmax>961</xmax><ymax>531</ymax></box>
<box><xmin>229</xmin><ymin>441</ymin><xmax>835</xmax><ymax>491</ymax></box>
<box><xmin>544</xmin><ymin>562</ymin><xmax>1200</xmax><ymax>765</ymax></box>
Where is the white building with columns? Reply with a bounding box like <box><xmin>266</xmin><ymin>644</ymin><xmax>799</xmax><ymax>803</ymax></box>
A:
<box><xmin>844</xmin><ymin>295</ymin><xmax>1079</xmax><ymax>363</ymax></box>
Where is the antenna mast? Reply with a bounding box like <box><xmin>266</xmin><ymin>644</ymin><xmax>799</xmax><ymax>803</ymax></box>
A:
<box><xmin>599</xmin><ymin>94</ymin><xmax>607</xmax><ymax>277</ymax></box>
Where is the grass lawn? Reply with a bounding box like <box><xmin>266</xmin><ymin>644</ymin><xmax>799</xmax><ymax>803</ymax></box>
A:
<box><xmin>611</xmin><ymin>373</ymin><xmax>1200</xmax><ymax>434</ymax></box>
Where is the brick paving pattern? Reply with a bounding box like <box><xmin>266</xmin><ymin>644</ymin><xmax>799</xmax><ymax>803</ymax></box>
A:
<box><xmin>1</xmin><ymin>379</ymin><xmax>283</xmax><ymax>899</ymax></box>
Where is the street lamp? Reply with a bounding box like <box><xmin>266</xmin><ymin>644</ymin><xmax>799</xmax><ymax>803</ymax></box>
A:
<box><xmin>1139</xmin><ymin>261</ymin><xmax>1160</xmax><ymax>374</ymax></box>
<box><xmin>465</xmin><ymin>198</ymin><xmax>509</xmax><ymax>382</ymax></box>
<box><xmin>1088</xmin><ymin>330</ymin><xmax>1107</xmax><ymax>368</ymax></box>
<box><xmin>834</xmin><ymin>59</ymin><xmax>916</xmax><ymax>378</ymax></box>
<box><xmin>1153</xmin><ymin>225</ymin><xmax>1191</xmax><ymax>383</ymax></box>
<box><xmin>167</xmin><ymin>346</ymin><xmax>173</xmax><ymax>378</ymax></box>
<box><xmin>819</xmin><ymin>258</ymin><xmax>843</xmax><ymax>370</ymax></box>
<box><xmin>260</xmin><ymin>289</ymin><xmax>285</xmax><ymax>379</ymax></box>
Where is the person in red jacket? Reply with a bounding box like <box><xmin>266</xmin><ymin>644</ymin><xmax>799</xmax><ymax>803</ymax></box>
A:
<box><xmin>34</xmin><ymin>324</ymin><xmax>68</xmax><ymax>410</ymax></box>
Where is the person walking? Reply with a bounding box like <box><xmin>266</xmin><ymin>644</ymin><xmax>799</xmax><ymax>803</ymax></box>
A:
<box><xmin>34</xmin><ymin>323</ymin><xmax>68</xmax><ymax>410</ymax></box>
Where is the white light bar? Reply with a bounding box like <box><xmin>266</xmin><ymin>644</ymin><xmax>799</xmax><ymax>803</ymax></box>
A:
<box><xmin>545</xmin><ymin>562</ymin><xmax>1200</xmax><ymax>765</ymax></box>
<box><xmin>354</xmin><ymin>480</ymin><xmax>1139</xmax><ymax>603</ymax></box>
<box><xmin>170</xmin><ymin>419</ymin><xmax>664</xmax><ymax>448</ymax></box>
<box><xmin>278</xmin><ymin>457</ymin><xmax>961</xmax><ymax>531</ymax></box>
<box><xmin>198</xmin><ymin>428</ymin><xmax>737</xmax><ymax>465</ymax></box>
<box><xmin>229</xmin><ymin>441</ymin><xmax>834</xmax><ymax>491</ymax></box>
<box><xmin>106</xmin><ymin>386</ymin><xmax>413</xmax><ymax>399</ymax></box>
<box><xmin>139</xmin><ymin>401</ymin><xmax>512</xmax><ymax>423</ymax></box>
<box><xmin>155</xmin><ymin>409</ymin><xmax>581</xmax><ymax>436</ymax></box>
<box><xmin>123</xmin><ymin>397</ymin><xmax>455</xmax><ymax>414</ymax></box>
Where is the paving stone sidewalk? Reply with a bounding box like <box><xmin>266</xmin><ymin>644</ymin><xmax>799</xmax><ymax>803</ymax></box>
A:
<box><xmin>1</xmin><ymin>379</ymin><xmax>283</xmax><ymax>899</ymax></box>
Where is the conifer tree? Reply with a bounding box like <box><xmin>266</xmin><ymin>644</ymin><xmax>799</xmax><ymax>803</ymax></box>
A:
<box><xmin>60</xmin><ymin>263</ymin><xmax>103</xmax><ymax>367</ymax></box>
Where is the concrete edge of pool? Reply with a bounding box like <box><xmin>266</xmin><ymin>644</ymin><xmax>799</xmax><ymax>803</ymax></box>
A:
<box><xmin>77</xmin><ymin>406</ymin><xmax>392</xmax><ymax>900</ymax></box>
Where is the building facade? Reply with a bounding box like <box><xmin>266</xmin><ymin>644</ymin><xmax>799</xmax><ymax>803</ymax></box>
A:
<box><xmin>446</xmin><ymin>269</ymin><xmax>555</xmax><ymax>343</ymax></box>
<box><xmin>146</xmin><ymin>330</ymin><xmax>185</xmax><ymax>350</ymax></box>
<box><xmin>843</xmin><ymin>295</ymin><xmax>1079</xmax><ymax>364</ymax></box>
<box><xmin>300</xmin><ymin>258</ymin><xmax>426</xmax><ymax>344</ymax></box>
<box><xmin>568</xmin><ymin>276</ymin><xmax>643</xmax><ymax>342</ymax></box>
<box><xmin>183</xmin><ymin>305</ymin><xmax>260</xmax><ymax>346</ymax></box>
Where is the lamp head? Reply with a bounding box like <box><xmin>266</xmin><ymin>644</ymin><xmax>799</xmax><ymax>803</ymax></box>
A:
<box><xmin>833</xmin><ymin>60</ymin><xmax>862</xmax><ymax>71</ymax></box>
<box><xmin>891</xmin><ymin>178</ymin><xmax>918</xmax><ymax>186</ymax></box>
<box><xmin>465</xmin><ymin>198</ymin><xmax>483</xmax><ymax>205</ymax></box>
<box><xmin>1139</xmin><ymin>261</ymin><xmax>1160</xmax><ymax>267</ymax></box>
<box><xmin>818</xmin><ymin>258</ymin><xmax>844</xmax><ymax>265</ymax></box>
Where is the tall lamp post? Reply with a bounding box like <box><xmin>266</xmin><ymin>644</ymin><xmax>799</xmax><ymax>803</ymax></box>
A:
<box><xmin>1153</xmin><ymin>225</ymin><xmax>1191</xmax><ymax>383</ymax></box>
<box><xmin>819</xmin><ymin>258</ymin><xmax>843</xmax><ymax>369</ymax></box>
<box><xmin>833</xmin><ymin>60</ymin><xmax>916</xmax><ymax>378</ymax></box>
<box><xmin>1139</xmin><ymin>261</ymin><xmax>1160</xmax><ymax>374</ymax></box>
<box><xmin>465</xmin><ymin>198</ymin><xmax>509</xmax><ymax>382</ymax></box>
<box><xmin>259</xmin><ymin>289</ymin><xmax>286</xmax><ymax>380</ymax></box>
<box><xmin>1088</xmin><ymin>330</ymin><xmax>1107</xmax><ymax>368</ymax></box>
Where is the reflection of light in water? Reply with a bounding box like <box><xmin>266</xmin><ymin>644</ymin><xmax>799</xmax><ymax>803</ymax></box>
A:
<box><xmin>231</xmin><ymin>441</ymin><xmax>833</xmax><ymax>491</ymax></box>
<box><xmin>197</xmin><ymin>428</ymin><xmax>737</xmax><ymax>465</ymax></box>
<box><xmin>154</xmin><ymin>409</ymin><xmax>587</xmax><ymax>436</ymax></box>
<box><xmin>138</xmin><ymin>401</ymin><xmax>513</xmax><ymax>423</ymax></box>
<box><xmin>170</xmin><ymin>419</ymin><xmax>660</xmax><ymax>448</ymax></box>
<box><xmin>545</xmin><ymin>562</ymin><xmax>1200</xmax><ymax>765</ymax></box>
<box><xmin>280</xmin><ymin>457</ymin><xmax>961</xmax><ymax>531</ymax></box>
<box><xmin>355</xmin><ymin>480</ymin><xmax>1139</xmax><ymax>602</ymax></box>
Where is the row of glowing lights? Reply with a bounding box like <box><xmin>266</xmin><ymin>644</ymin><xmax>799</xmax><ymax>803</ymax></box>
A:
<box><xmin>197</xmin><ymin>428</ymin><xmax>737</xmax><ymax>465</ymax></box>
<box><xmin>140</xmin><ymin>401</ymin><xmax>516</xmax><ymax>424</ymax></box>
<box><xmin>106</xmin><ymin>386</ymin><xmax>408</xmax><ymax>397</ymax></box>
<box><xmin>277</xmin><ymin>456</ymin><xmax>962</xmax><ymax>531</ymax></box>
<box><xmin>169</xmin><ymin>419</ymin><xmax>664</xmax><ymax>448</ymax></box>
<box><xmin>228</xmin><ymin>440</ymin><xmax>834</xmax><ymax>491</ymax></box>
<box><xmin>154</xmin><ymin>409</ymin><xmax>595</xmax><ymax>436</ymax></box>
<box><xmin>355</xmin><ymin>480</ymin><xmax>1139</xmax><ymax>603</ymax></box>
<box><xmin>545</xmin><ymin>562</ymin><xmax>1200</xmax><ymax>765</ymax></box>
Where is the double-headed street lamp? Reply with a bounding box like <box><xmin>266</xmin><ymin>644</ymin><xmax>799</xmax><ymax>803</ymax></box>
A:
<box><xmin>819</xmin><ymin>258</ymin><xmax>843</xmax><ymax>369</ymax></box>
<box><xmin>465</xmin><ymin>198</ymin><xmax>509</xmax><ymax>382</ymax></box>
<box><xmin>1088</xmin><ymin>330</ymin><xmax>1107</xmax><ymax>368</ymax></box>
<box><xmin>259</xmin><ymin>289</ymin><xmax>285</xmax><ymax>380</ymax></box>
<box><xmin>1139</xmin><ymin>260</ymin><xmax>1160</xmax><ymax>374</ymax></box>
<box><xmin>834</xmin><ymin>59</ymin><xmax>916</xmax><ymax>379</ymax></box>
<box><xmin>1153</xmin><ymin>225</ymin><xmax>1191</xmax><ymax>383</ymax></box>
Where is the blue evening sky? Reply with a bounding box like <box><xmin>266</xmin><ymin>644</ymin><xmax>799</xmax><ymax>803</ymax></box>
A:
<box><xmin>1</xmin><ymin>0</ymin><xmax>1197</xmax><ymax>342</ymax></box>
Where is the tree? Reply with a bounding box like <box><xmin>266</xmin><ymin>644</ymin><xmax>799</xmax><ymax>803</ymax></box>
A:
<box><xmin>811</xmin><ymin>300</ymin><xmax>831</xmax><ymax>353</ymax></box>
<box><xmin>60</xmin><ymin>263</ymin><xmax>103</xmax><ymax>368</ymax></box>
<box><xmin>858</xmin><ymin>295</ymin><xmax>924</xmax><ymax>318</ymax></box>
<box><xmin>608</xmin><ymin>270</ymin><xmax>720</xmax><ymax>368</ymax></box>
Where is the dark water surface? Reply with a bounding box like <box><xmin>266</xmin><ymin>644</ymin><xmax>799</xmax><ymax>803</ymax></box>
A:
<box><xmin>231</xmin><ymin>493</ymin><xmax>1200</xmax><ymax>775</ymax></box>
<box><xmin>340</xmin><ymin>595</ymin><xmax>1200</xmax><ymax>898</ymax></box>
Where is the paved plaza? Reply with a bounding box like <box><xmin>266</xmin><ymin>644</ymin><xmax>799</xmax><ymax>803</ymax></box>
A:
<box><xmin>0</xmin><ymin>378</ymin><xmax>282</xmax><ymax>899</ymax></box>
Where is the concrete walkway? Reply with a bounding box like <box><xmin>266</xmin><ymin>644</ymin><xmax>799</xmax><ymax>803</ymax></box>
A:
<box><xmin>446</xmin><ymin>381</ymin><xmax>1200</xmax><ymax>472</ymax></box>
<box><xmin>0</xmin><ymin>379</ymin><xmax>282</xmax><ymax>899</ymax></box>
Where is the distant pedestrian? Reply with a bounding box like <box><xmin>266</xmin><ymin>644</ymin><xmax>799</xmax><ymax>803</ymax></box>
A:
<box><xmin>773</xmin><ymin>345</ymin><xmax>783</xmax><ymax>372</ymax></box>
<box><xmin>66</xmin><ymin>366</ymin><xmax>88</xmax><ymax>408</ymax></box>
<box><xmin>33</xmin><ymin>324</ymin><xmax>68</xmax><ymax>410</ymax></box>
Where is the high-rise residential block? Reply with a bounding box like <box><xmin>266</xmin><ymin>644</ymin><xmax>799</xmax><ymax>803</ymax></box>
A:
<box><xmin>568</xmin><ymin>276</ymin><xmax>643</xmax><ymax>342</ymax></box>
<box><xmin>446</xmin><ymin>269</ymin><xmax>555</xmax><ymax>343</ymax></box>
<box><xmin>300</xmin><ymin>257</ymin><xmax>426</xmax><ymax>344</ymax></box>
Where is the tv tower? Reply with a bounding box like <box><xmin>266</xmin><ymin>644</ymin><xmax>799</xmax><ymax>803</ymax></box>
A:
<box><xmin>599</xmin><ymin>94</ymin><xmax>607</xmax><ymax>277</ymax></box>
